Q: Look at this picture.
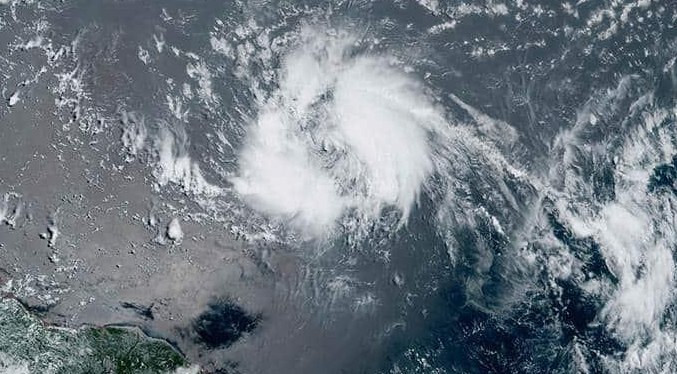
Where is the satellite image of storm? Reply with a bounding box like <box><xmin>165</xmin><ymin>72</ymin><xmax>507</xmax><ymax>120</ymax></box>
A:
<box><xmin>1</xmin><ymin>0</ymin><xmax>677</xmax><ymax>373</ymax></box>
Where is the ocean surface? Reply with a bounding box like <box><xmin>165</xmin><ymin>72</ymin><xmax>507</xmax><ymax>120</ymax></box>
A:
<box><xmin>1</xmin><ymin>0</ymin><xmax>677</xmax><ymax>373</ymax></box>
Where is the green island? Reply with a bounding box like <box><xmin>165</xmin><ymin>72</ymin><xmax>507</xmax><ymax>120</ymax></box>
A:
<box><xmin>0</xmin><ymin>297</ymin><xmax>197</xmax><ymax>374</ymax></box>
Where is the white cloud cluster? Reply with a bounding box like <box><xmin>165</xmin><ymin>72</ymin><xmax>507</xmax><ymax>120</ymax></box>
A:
<box><xmin>232</xmin><ymin>28</ymin><xmax>446</xmax><ymax>234</ymax></box>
